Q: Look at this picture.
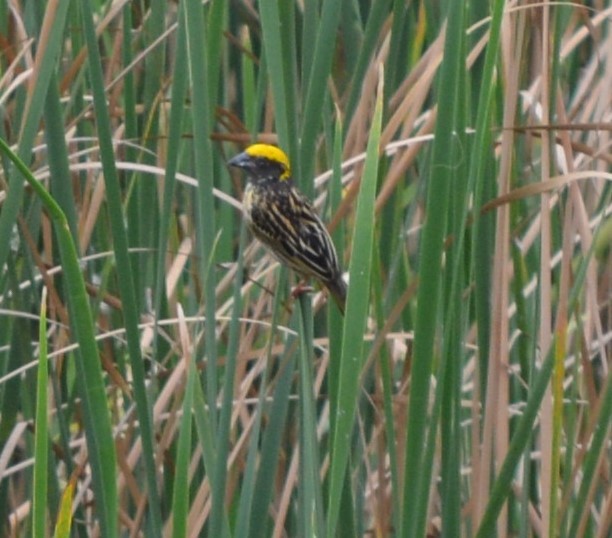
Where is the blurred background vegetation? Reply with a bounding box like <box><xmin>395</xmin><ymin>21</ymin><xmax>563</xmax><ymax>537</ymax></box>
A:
<box><xmin>0</xmin><ymin>0</ymin><xmax>610</xmax><ymax>536</ymax></box>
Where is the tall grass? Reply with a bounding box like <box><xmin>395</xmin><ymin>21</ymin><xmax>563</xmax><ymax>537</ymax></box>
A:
<box><xmin>0</xmin><ymin>1</ymin><xmax>610</xmax><ymax>536</ymax></box>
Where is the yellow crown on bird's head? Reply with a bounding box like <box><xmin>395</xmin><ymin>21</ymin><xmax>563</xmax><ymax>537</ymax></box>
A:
<box><xmin>244</xmin><ymin>144</ymin><xmax>291</xmax><ymax>179</ymax></box>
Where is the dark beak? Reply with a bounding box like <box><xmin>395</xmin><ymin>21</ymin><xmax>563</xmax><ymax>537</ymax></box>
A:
<box><xmin>228</xmin><ymin>151</ymin><xmax>250</xmax><ymax>169</ymax></box>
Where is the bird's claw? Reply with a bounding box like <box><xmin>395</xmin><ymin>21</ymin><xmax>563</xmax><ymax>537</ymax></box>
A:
<box><xmin>290</xmin><ymin>282</ymin><xmax>315</xmax><ymax>299</ymax></box>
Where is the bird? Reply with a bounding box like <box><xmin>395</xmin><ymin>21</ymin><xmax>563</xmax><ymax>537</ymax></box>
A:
<box><xmin>228</xmin><ymin>143</ymin><xmax>347</xmax><ymax>314</ymax></box>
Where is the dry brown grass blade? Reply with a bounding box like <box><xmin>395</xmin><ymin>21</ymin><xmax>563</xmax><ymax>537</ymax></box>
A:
<box><xmin>481</xmin><ymin>170</ymin><xmax>612</xmax><ymax>214</ymax></box>
<box><xmin>472</xmin><ymin>7</ymin><xmax>527</xmax><ymax>534</ymax></box>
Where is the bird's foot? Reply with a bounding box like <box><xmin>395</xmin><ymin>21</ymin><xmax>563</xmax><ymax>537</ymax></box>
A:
<box><xmin>290</xmin><ymin>281</ymin><xmax>315</xmax><ymax>299</ymax></box>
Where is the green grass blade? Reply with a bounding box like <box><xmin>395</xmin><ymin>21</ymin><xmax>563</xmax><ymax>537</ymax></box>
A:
<box><xmin>183</xmin><ymin>1</ymin><xmax>229</xmax><ymax>533</ymax></box>
<box><xmin>236</xmin><ymin>247</ymin><xmax>291</xmax><ymax>536</ymax></box>
<box><xmin>153</xmin><ymin>0</ymin><xmax>188</xmax><ymax>348</ymax></box>
<box><xmin>327</xmin><ymin>69</ymin><xmax>384</xmax><ymax>536</ymax></box>
<box><xmin>171</xmin><ymin>354</ymin><xmax>196</xmax><ymax>538</ymax></box>
<box><xmin>32</xmin><ymin>287</ymin><xmax>49</xmax><ymax>538</ymax></box>
<box><xmin>44</xmin><ymin>76</ymin><xmax>79</xmax><ymax>239</ymax></box>
<box><xmin>0</xmin><ymin>137</ymin><xmax>118</xmax><ymax>538</ymax></box>
<box><xmin>78</xmin><ymin>1</ymin><xmax>162</xmax><ymax>531</ymax></box>
<box><xmin>470</xmin><ymin>0</ymin><xmax>505</xmax><ymax>397</ymax></box>
<box><xmin>131</xmin><ymin>0</ymin><xmax>165</xmax><ymax>301</ymax></box>
<box><xmin>567</xmin><ymin>375</ymin><xmax>611</xmax><ymax>536</ymax></box>
<box><xmin>209</xmin><ymin>222</ymin><xmax>247</xmax><ymax>537</ymax></box>
<box><xmin>475</xmin><ymin>351</ymin><xmax>555</xmax><ymax>537</ymax></box>
<box><xmin>183</xmin><ymin>0</ymin><xmax>218</xmax><ymax>430</ymax></box>
<box><xmin>400</xmin><ymin>2</ymin><xmax>467</xmax><ymax>535</ymax></box>
<box><xmin>327</xmin><ymin>112</ymin><xmax>346</xmax><ymax>417</ymax></box>
<box><xmin>259</xmin><ymin>1</ymin><xmax>293</xmax><ymax>152</ymax></box>
<box><xmin>344</xmin><ymin>0</ymin><xmax>391</xmax><ymax>124</ymax></box>
<box><xmin>0</xmin><ymin>0</ymin><xmax>71</xmax><ymax>280</ymax></box>
<box><xmin>297</xmin><ymin>0</ymin><xmax>343</xmax><ymax>194</ymax></box>
<box><xmin>247</xmin><ymin>349</ymin><xmax>296</xmax><ymax>537</ymax></box>
<box><xmin>297</xmin><ymin>297</ymin><xmax>325</xmax><ymax>537</ymax></box>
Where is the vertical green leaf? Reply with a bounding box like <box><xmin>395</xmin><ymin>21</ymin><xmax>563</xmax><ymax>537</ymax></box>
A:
<box><xmin>297</xmin><ymin>0</ymin><xmax>343</xmax><ymax>195</ymax></box>
<box><xmin>327</xmin><ymin>68</ymin><xmax>384</xmax><ymax>536</ymax></box>
<box><xmin>183</xmin><ymin>0</ymin><xmax>218</xmax><ymax>426</ymax></box>
<box><xmin>0</xmin><ymin>138</ymin><xmax>118</xmax><ymax>538</ymax></box>
<box><xmin>297</xmin><ymin>297</ymin><xmax>325</xmax><ymax>537</ymax></box>
<box><xmin>32</xmin><ymin>287</ymin><xmax>49</xmax><ymax>538</ymax></box>
<box><xmin>78</xmin><ymin>0</ymin><xmax>161</xmax><ymax>532</ymax></box>
<box><xmin>0</xmin><ymin>0</ymin><xmax>71</xmax><ymax>280</ymax></box>
<box><xmin>259</xmin><ymin>1</ymin><xmax>293</xmax><ymax>150</ymax></box>
<box><xmin>171</xmin><ymin>353</ymin><xmax>196</xmax><ymax>538</ymax></box>
<box><xmin>400</xmin><ymin>1</ymin><xmax>467</xmax><ymax>536</ymax></box>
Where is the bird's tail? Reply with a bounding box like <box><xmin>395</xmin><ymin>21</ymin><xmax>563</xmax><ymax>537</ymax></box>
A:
<box><xmin>325</xmin><ymin>275</ymin><xmax>347</xmax><ymax>315</ymax></box>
